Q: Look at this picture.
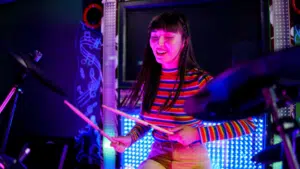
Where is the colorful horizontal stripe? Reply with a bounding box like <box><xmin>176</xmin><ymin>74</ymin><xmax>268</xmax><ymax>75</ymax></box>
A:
<box><xmin>198</xmin><ymin>118</ymin><xmax>256</xmax><ymax>143</ymax></box>
<box><xmin>127</xmin><ymin>68</ymin><xmax>255</xmax><ymax>144</ymax></box>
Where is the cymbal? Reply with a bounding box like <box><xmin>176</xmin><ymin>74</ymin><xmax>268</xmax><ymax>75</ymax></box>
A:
<box><xmin>252</xmin><ymin>136</ymin><xmax>300</xmax><ymax>164</ymax></box>
<box><xmin>184</xmin><ymin>46</ymin><xmax>300</xmax><ymax>121</ymax></box>
<box><xmin>9</xmin><ymin>52</ymin><xmax>67</xmax><ymax>97</ymax></box>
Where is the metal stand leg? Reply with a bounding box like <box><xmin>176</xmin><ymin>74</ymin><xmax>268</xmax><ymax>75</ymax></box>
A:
<box><xmin>262</xmin><ymin>86</ymin><xmax>300</xmax><ymax>169</ymax></box>
<box><xmin>0</xmin><ymin>50</ymin><xmax>43</xmax><ymax>168</ymax></box>
<box><xmin>0</xmin><ymin>90</ymin><xmax>20</xmax><ymax>153</ymax></box>
<box><xmin>0</xmin><ymin>86</ymin><xmax>28</xmax><ymax>169</ymax></box>
<box><xmin>58</xmin><ymin>145</ymin><xmax>68</xmax><ymax>169</ymax></box>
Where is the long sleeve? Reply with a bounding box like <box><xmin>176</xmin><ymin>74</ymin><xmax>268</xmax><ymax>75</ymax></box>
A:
<box><xmin>126</xmin><ymin>121</ymin><xmax>151</xmax><ymax>144</ymax></box>
<box><xmin>195</xmin><ymin>72</ymin><xmax>256</xmax><ymax>143</ymax></box>
<box><xmin>125</xmin><ymin>103</ymin><xmax>151</xmax><ymax>144</ymax></box>
<box><xmin>197</xmin><ymin>117</ymin><xmax>256</xmax><ymax>144</ymax></box>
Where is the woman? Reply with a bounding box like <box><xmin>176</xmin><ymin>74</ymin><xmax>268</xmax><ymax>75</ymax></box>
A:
<box><xmin>111</xmin><ymin>11</ymin><xmax>255</xmax><ymax>169</ymax></box>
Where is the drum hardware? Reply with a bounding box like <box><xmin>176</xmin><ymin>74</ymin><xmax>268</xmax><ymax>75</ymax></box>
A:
<box><xmin>0</xmin><ymin>51</ymin><xmax>66</xmax><ymax>169</ymax></box>
<box><xmin>184</xmin><ymin>46</ymin><xmax>300</xmax><ymax>169</ymax></box>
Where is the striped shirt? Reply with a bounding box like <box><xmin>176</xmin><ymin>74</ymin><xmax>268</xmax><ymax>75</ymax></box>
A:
<box><xmin>127</xmin><ymin>68</ymin><xmax>256</xmax><ymax>143</ymax></box>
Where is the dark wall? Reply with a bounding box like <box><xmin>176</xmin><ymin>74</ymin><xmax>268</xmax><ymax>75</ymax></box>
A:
<box><xmin>0</xmin><ymin>0</ymin><xmax>86</xmax><ymax>138</ymax></box>
<box><xmin>118</xmin><ymin>0</ymin><xmax>264</xmax><ymax>87</ymax></box>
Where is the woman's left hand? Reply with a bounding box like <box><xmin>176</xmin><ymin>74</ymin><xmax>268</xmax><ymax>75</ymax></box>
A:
<box><xmin>168</xmin><ymin>125</ymin><xmax>199</xmax><ymax>146</ymax></box>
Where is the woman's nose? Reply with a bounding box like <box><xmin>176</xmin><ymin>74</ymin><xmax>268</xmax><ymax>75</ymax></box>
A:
<box><xmin>158</xmin><ymin>37</ymin><xmax>165</xmax><ymax>45</ymax></box>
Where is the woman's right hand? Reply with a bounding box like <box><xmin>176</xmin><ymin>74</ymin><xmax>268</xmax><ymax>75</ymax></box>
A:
<box><xmin>110</xmin><ymin>135</ymin><xmax>132</xmax><ymax>153</ymax></box>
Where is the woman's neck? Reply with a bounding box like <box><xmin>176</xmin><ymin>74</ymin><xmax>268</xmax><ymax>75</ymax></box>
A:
<box><xmin>161</xmin><ymin>64</ymin><xmax>178</xmax><ymax>70</ymax></box>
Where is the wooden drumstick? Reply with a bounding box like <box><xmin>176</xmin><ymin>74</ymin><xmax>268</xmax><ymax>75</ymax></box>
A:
<box><xmin>102</xmin><ymin>105</ymin><xmax>148</xmax><ymax>126</ymax></box>
<box><xmin>64</xmin><ymin>100</ymin><xmax>115</xmax><ymax>142</ymax></box>
<box><xmin>102</xmin><ymin>105</ymin><xmax>173</xmax><ymax>135</ymax></box>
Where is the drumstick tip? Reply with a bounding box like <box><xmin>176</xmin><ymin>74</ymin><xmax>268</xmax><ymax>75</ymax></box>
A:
<box><xmin>63</xmin><ymin>100</ymin><xmax>69</xmax><ymax>104</ymax></box>
<box><xmin>102</xmin><ymin>105</ymin><xmax>109</xmax><ymax>108</ymax></box>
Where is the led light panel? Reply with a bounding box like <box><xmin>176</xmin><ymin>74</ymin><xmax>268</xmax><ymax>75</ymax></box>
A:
<box><xmin>120</xmin><ymin>112</ymin><xmax>266</xmax><ymax>169</ymax></box>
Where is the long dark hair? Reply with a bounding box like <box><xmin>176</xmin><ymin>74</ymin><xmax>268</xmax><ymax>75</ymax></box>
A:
<box><xmin>122</xmin><ymin>11</ymin><xmax>202</xmax><ymax>112</ymax></box>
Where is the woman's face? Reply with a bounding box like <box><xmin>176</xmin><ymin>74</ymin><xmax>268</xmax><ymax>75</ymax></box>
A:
<box><xmin>149</xmin><ymin>29</ymin><xmax>185</xmax><ymax>69</ymax></box>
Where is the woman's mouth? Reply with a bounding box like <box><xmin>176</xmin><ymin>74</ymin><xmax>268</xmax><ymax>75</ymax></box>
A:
<box><xmin>156</xmin><ymin>50</ymin><xmax>167</xmax><ymax>55</ymax></box>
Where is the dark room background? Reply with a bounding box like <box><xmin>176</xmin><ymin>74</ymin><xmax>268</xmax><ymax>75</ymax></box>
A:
<box><xmin>0</xmin><ymin>0</ymin><xmax>85</xmax><ymax>140</ymax></box>
<box><xmin>0</xmin><ymin>0</ymin><xmax>105</xmax><ymax>167</ymax></box>
<box><xmin>118</xmin><ymin>0</ymin><xmax>264</xmax><ymax>88</ymax></box>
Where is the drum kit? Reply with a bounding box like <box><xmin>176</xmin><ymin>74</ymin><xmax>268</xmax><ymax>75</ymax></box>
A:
<box><xmin>0</xmin><ymin>46</ymin><xmax>299</xmax><ymax>168</ymax></box>
<box><xmin>184</xmin><ymin>46</ymin><xmax>300</xmax><ymax>169</ymax></box>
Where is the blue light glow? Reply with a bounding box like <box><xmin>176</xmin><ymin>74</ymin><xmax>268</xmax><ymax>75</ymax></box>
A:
<box><xmin>294</xmin><ymin>25</ymin><xmax>300</xmax><ymax>45</ymax></box>
<box><xmin>120</xmin><ymin>112</ymin><xmax>265</xmax><ymax>169</ymax></box>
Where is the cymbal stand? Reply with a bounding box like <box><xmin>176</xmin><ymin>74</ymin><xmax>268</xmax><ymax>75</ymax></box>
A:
<box><xmin>0</xmin><ymin>76</ymin><xmax>30</xmax><ymax>169</ymax></box>
<box><xmin>0</xmin><ymin>50</ymin><xmax>42</xmax><ymax>153</ymax></box>
<box><xmin>292</xmin><ymin>129</ymin><xmax>300</xmax><ymax>156</ymax></box>
<box><xmin>262</xmin><ymin>86</ymin><xmax>300</xmax><ymax>169</ymax></box>
<box><xmin>0</xmin><ymin>86</ymin><xmax>22</xmax><ymax>153</ymax></box>
<box><xmin>0</xmin><ymin>51</ymin><xmax>41</xmax><ymax>168</ymax></box>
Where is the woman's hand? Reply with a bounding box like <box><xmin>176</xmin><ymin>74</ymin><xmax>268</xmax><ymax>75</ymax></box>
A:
<box><xmin>110</xmin><ymin>135</ymin><xmax>132</xmax><ymax>153</ymax></box>
<box><xmin>168</xmin><ymin>125</ymin><xmax>199</xmax><ymax>146</ymax></box>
